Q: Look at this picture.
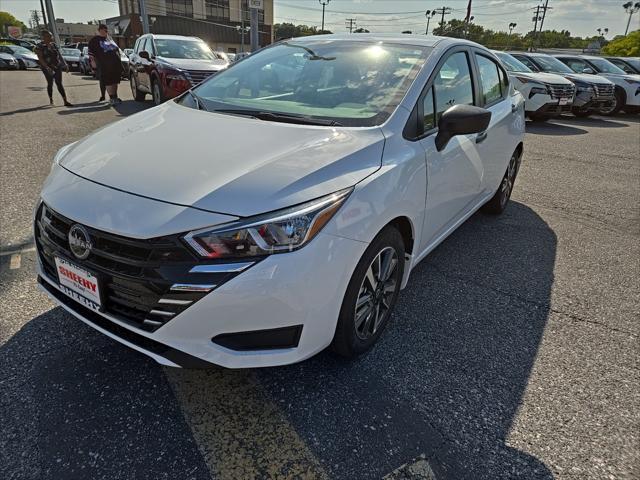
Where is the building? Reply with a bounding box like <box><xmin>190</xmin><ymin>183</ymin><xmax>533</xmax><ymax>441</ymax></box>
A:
<box><xmin>116</xmin><ymin>0</ymin><xmax>273</xmax><ymax>53</ymax></box>
<box><xmin>54</xmin><ymin>20</ymin><xmax>98</xmax><ymax>43</ymax></box>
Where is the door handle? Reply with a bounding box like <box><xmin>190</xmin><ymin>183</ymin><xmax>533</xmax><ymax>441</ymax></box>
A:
<box><xmin>476</xmin><ymin>131</ymin><xmax>488</xmax><ymax>144</ymax></box>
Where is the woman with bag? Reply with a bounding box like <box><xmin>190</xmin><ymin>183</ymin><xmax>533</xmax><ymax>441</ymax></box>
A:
<box><xmin>34</xmin><ymin>30</ymin><xmax>72</xmax><ymax>107</ymax></box>
<box><xmin>88</xmin><ymin>24</ymin><xmax>123</xmax><ymax>105</ymax></box>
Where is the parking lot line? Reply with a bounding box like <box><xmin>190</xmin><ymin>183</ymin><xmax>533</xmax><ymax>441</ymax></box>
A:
<box><xmin>165</xmin><ymin>367</ymin><xmax>329</xmax><ymax>479</ymax></box>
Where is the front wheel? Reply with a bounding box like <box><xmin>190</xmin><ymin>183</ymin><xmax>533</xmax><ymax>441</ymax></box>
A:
<box><xmin>18</xmin><ymin>59</ymin><xmax>26</xmax><ymax>70</ymax></box>
<box><xmin>482</xmin><ymin>149</ymin><xmax>521</xmax><ymax>215</ymax></box>
<box><xmin>332</xmin><ymin>226</ymin><xmax>405</xmax><ymax>358</ymax></box>
<box><xmin>599</xmin><ymin>90</ymin><xmax>623</xmax><ymax>116</ymax></box>
<box><xmin>151</xmin><ymin>79</ymin><xmax>164</xmax><ymax>105</ymax></box>
<box><xmin>130</xmin><ymin>75</ymin><xmax>146</xmax><ymax>101</ymax></box>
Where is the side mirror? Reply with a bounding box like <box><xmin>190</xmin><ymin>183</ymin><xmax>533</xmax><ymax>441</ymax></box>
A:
<box><xmin>582</xmin><ymin>67</ymin><xmax>594</xmax><ymax>74</ymax></box>
<box><xmin>435</xmin><ymin>105</ymin><xmax>492</xmax><ymax>151</ymax></box>
<box><xmin>139</xmin><ymin>50</ymin><xmax>150</xmax><ymax>60</ymax></box>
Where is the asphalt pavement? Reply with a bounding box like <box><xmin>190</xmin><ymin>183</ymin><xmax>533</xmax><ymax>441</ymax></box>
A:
<box><xmin>1</xmin><ymin>70</ymin><xmax>638</xmax><ymax>480</ymax></box>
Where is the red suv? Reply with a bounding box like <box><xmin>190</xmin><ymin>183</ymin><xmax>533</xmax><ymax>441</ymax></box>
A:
<box><xmin>129</xmin><ymin>34</ymin><xmax>229</xmax><ymax>105</ymax></box>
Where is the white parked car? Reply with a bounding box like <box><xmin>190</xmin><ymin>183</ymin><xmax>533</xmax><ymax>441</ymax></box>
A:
<box><xmin>605</xmin><ymin>56</ymin><xmax>640</xmax><ymax>75</ymax></box>
<box><xmin>0</xmin><ymin>51</ymin><xmax>18</xmax><ymax>69</ymax></box>
<box><xmin>35</xmin><ymin>35</ymin><xmax>525</xmax><ymax>368</ymax></box>
<box><xmin>0</xmin><ymin>44</ymin><xmax>38</xmax><ymax>69</ymax></box>
<box><xmin>493</xmin><ymin>51</ymin><xmax>575</xmax><ymax>121</ymax></box>
<box><xmin>554</xmin><ymin>54</ymin><xmax>640</xmax><ymax>114</ymax></box>
<box><xmin>60</xmin><ymin>47</ymin><xmax>81</xmax><ymax>71</ymax></box>
<box><xmin>510</xmin><ymin>52</ymin><xmax>616</xmax><ymax>118</ymax></box>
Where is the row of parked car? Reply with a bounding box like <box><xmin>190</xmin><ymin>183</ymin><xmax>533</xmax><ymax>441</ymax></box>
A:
<box><xmin>495</xmin><ymin>51</ymin><xmax>640</xmax><ymax>119</ymax></box>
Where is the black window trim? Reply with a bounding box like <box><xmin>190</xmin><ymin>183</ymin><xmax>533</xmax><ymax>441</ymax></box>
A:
<box><xmin>471</xmin><ymin>49</ymin><xmax>509</xmax><ymax>109</ymax></box>
<box><xmin>404</xmin><ymin>45</ymin><xmax>478</xmax><ymax>142</ymax></box>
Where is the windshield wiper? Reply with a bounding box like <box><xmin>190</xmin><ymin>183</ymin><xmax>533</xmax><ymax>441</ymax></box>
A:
<box><xmin>212</xmin><ymin>109</ymin><xmax>342</xmax><ymax>126</ymax></box>
<box><xmin>187</xmin><ymin>91</ymin><xmax>209</xmax><ymax>112</ymax></box>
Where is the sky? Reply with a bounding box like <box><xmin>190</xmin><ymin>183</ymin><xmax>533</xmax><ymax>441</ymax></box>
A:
<box><xmin>1</xmin><ymin>0</ymin><xmax>638</xmax><ymax>38</ymax></box>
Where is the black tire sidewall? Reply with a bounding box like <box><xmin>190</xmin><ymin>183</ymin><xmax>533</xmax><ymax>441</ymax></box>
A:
<box><xmin>332</xmin><ymin>226</ymin><xmax>405</xmax><ymax>357</ymax></box>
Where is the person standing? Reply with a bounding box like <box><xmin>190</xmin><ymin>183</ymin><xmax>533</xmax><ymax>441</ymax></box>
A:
<box><xmin>34</xmin><ymin>30</ymin><xmax>72</xmax><ymax>107</ymax></box>
<box><xmin>88</xmin><ymin>24</ymin><xmax>122</xmax><ymax>105</ymax></box>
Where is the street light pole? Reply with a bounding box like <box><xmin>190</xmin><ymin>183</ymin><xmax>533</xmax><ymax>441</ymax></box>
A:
<box><xmin>43</xmin><ymin>0</ymin><xmax>60</xmax><ymax>45</ymax></box>
<box><xmin>319</xmin><ymin>0</ymin><xmax>331</xmax><ymax>32</ymax></box>
<box><xmin>425</xmin><ymin>10</ymin><xmax>436</xmax><ymax>35</ymax></box>
<box><xmin>623</xmin><ymin>2</ymin><xmax>640</xmax><ymax>35</ymax></box>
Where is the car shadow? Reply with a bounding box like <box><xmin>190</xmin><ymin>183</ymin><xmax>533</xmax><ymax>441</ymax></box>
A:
<box><xmin>557</xmin><ymin>116</ymin><xmax>629</xmax><ymax>128</ymax></box>
<box><xmin>55</xmin><ymin>101</ymin><xmax>151</xmax><ymax>116</ymax></box>
<box><xmin>255</xmin><ymin>201</ymin><xmax>557</xmax><ymax>479</ymax></box>
<box><xmin>0</xmin><ymin>202</ymin><xmax>556</xmax><ymax>479</ymax></box>
<box><xmin>525</xmin><ymin>121</ymin><xmax>587</xmax><ymax>135</ymax></box>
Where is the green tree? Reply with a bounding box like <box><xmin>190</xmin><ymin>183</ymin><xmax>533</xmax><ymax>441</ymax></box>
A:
<box><xmin>0</xmin><ymin>11</ymin><xmax>27</xmax><ymax>34</ymax></box>
<box><xmin>602</xmin><ymin>30</ymin><xmax>640</xmax><ymax>56</ymax></box>
<box><xmin>274</xmin><ymin>23</ymin><xmax>332</xmax><ymax>40</ymax></box>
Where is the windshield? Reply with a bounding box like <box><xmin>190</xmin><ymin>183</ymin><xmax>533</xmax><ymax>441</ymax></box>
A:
<box><xmin>154</xmin><ymin>39</ymin><xmax>218</xmax><ymax>60</ymax></box>
<box><xmin>532</xmin><ymin>55</ymin><xmax>574</xmax><ymax>74</ymax></box>
<box><xmin>495</xmin><ymin>52</ymin><xmax>531</xmax><ymax>73</ymax></box>
<box><xmin>6</xmin><ymin>45</ymin><xmax>32</xmax><ymax>55</ymax></box>
<box><xmin>626</xmin><ymin>58</ymin><xmax>640</xmax><ymax>69</ymax></box>
<box><xmin>61</xmin><ymin>48</ymin><xmax>80</xmax><ymax>56</ymax></box>
<box><xmin>587</xmin><ymin>58</ymin><xmax>626</xmax><ymax>75</ymax></box>
<box><xmin>190</xmin><ymin>41</ymin><xmax>430</xmax><ymax>127</ymax></box>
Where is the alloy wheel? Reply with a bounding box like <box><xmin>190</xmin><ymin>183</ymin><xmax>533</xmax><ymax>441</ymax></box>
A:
<box><xmin>354</xmin><ymin>246</ymin><xmax>399</xmax><ymax>341</ymax></box>
<box><xmin>500</xmin><ymin>153</ymin><xmax>518</xmax><ymax>207</ymax></box>
<box><xmin>152</xmin><ymin>82</ymin><xmax>161</xmax><ymax>105</ymax></box>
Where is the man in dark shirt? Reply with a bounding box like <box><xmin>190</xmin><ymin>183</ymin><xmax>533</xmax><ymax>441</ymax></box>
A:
<box><xmin>88</xmin><ymin>24</ymin><xmax>122</xmax><ymax>105</ymax></box>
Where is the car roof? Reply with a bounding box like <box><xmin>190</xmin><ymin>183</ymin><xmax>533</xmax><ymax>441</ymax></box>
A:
<box><xmin>282</xmin><ymin>33</ymin><xmax>475</xmax><ymax>49</ymax></box>
<box><xmin>147</xmin><ymin>34</ymin><xmax>203</xmax><ymax>41</ymax></box>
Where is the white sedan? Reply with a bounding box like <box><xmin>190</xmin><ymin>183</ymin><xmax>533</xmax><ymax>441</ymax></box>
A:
<box><xmin>60</xmin><ymin>47</ymin><xmax>82</xmax><ymax>71</ymax></box>
<box><xmin>0</xmin><ymin>44</ymin><xmax>38</xmax><ymax>69</ymax></box>
<box><xmin>35</xmin><ymin>35</ymin><xmax>525</xmax><ymax>368</ymax></box>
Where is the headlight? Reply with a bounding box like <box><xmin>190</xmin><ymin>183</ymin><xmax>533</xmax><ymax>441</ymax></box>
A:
<box><xmin>183</xmin><ymin>188</ymin><xmax>352</xmax><ymax>259</ymax></box>
<box><xmin>528</xmin><ymin>85</ymin><xmax>548</xmax><ymax>98</ymax></box>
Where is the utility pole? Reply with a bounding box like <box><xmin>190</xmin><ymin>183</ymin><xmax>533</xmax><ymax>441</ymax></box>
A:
<box><xmin>236</xmin><ymin>20</ymin><xmax>250</xmax><ymax>53</ymax></box>
<box><xmin>425</xmin><ymin>10</ymin><xmax>436</xmax><ymax>35</ymax></box>
<box><xmin>43</xmin><ymin>0</ymin><xmax>60</xmax><ymax>44</ymax></box>
<box><xmin>532</xmin><ymin>5</ymin><xmax>542</xmax><ymax>34</ymax></box>
<box><xmin>250</xmin><ymin>4</ymin><xmax>259</xmax><ymax>51</ymax></box>
<box><xmin>39</xmin><ymin>0</ymin><xmax>47</xmax><ymax>28</ymax></box>
<box><xmin>139</xmin><ymin>0</ymin><xmax>150</xmax><ymax>34</ymax></box>
<box><xmin>538</xmin><ymin>0</ymin><xmax>552</xmax><ymax>32</ymax></box>
<box><xmin>433</xmin><ymin>6</ymin><xmax>452</xmax><ymax>31</ymax></box>
<box><xmin>623</xmin><ymin>2</ymin><xmax>640</xmax><ymax>36</ymax></box>
<box><xmin>345</xmin><ymin>18</ymin><xmax>356</xmax><ymax>33</ymax></box>
<box><xmin>319</xmin><ymin>0</ymin><xmax>331</xmax><ymax>32</ymax></box>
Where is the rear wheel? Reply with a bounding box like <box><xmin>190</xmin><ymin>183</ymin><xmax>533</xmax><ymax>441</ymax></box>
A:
<box><xmin>482</xmin><ymin>149</ymin><xmax>521</xmax><ymax>215</ymax></box>
<box><xmin>130</xmin><ymin>75</ymin><xmax>146</xmax><ymax>102</ymax></box>
<box><xmin>332</xmin><ymin>226</ymin><xmax>405</xmax><ymax>358</ymax></box>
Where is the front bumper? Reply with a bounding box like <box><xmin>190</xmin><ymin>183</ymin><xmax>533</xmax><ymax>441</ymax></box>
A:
<box><xmin>36</xmin><ymin>225</ymin><xmax>365</xmax><ymax>369</ymax></box>
<box><xmin>530</xmin><ymin>100</ymin><xmax>573</xmax><ymax>117</ymax></box>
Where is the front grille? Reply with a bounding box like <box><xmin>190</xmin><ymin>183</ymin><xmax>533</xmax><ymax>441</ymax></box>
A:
<box><xmin>185</xmin><ymin>69</ymin><xmax>217</xmax><ymax>86</ymax></box>
<box><xmin>594</xmin><ymin>83</ymin><xmax>614</xmax><ymax>98</ymax></box>
<box><xmin>548</xmin><ymin>83</ymin><xmax>575</xmax><ymax>100</ymax></box>
<box><xmin>35</xmin><ymin>203</ymin><xmax>251</xmax><ymax>332</ymax></box>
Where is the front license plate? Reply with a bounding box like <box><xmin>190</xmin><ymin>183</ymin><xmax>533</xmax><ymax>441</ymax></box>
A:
<box><xmin>54</xmin><ymin>256</ymin><xmax>102</xmax><ymax>310</ymax></box>
<box><xmin>559</xmin><ymin>98</ymin><xmax>570</xmax><ymax>105</ymax></box>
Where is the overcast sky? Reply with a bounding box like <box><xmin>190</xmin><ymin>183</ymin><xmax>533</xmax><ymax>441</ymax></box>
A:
<box><xmin>2</xmin><ymin>0</ymin><xmax>638</xmax><ymax>38</ymax></box>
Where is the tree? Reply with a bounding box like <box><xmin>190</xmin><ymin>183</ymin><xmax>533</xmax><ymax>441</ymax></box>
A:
<box><xmin>0</xmin><ymin>11</ymin><xmax>27</xmax><ymax>34</ymax></box>
<box><xmin>602</xmin><ymin>30</ymin><xmax>640</xmax><ymax>56</ymax></box>
<box><xmin>274</xmin><ymin>23</ymin><xmax>332</xmax><ymax>40</ymax></box>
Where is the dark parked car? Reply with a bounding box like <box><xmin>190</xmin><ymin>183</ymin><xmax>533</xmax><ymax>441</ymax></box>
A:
<box><xmin>129</xmin><ymin>34</ymin><xmax>229</xmax><ymax>105</ymax></box>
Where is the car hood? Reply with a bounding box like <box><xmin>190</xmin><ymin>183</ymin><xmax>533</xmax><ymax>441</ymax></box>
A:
<box><xmin>598</xmin><ymin>72</ymin><xmax>640</xmax><ymax>82</ymax></box>
<box><xmin>157</xmin><ymin>56</ymin><xmax>227</xmax><ymax>71</ymax></box>
<box><xmin>59</xmin><ymin>101</ymin><xmax>385</xmax><ymax>217</ymax></box>
<box><xmin>510</xmin><ymin>71</ymin><xmax>573</xmax><ymax>85</ymax></box>
<box><xmin>564</xmin><ymin>73</ymin><xmax>613</xmax><ymax>84</ymax></box>
<box><xmin>16</xmin><ymin>51</ymin><xmax>38</xmax><ymax>61</ymax></box>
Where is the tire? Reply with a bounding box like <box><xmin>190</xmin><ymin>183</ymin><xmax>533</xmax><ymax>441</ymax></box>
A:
<box><xmin>599</xmin><ymin>89</ymin><xmax>624</xmax><ymax>116</ymax></box>
<box><xmin>482</xmin><ymin>148</ymin><xmax>521</xmax><ymax>215</ymax></box>
<box><xmin>130</xmin><ymin>75</ymin><xmax>146</xmax><ymax>102</ymax></box>
<box><xmin>331</xmin><ymin>226</ymin><xmax>405</xmax><ymax>358</ymax></box>
<box><xmin>572</xmin><ymin>107</ymin><xmax>592</xmax><ymax>118</ymax></box>
<box><xmin>18</xmin><ymin>59</ymin><xmax>26</xmax><ymax>70</ymax></box>
<box><xmin>151</xmin><ymin>78</ymin><xmax>164</xmax><ymax>105</ymax></box>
